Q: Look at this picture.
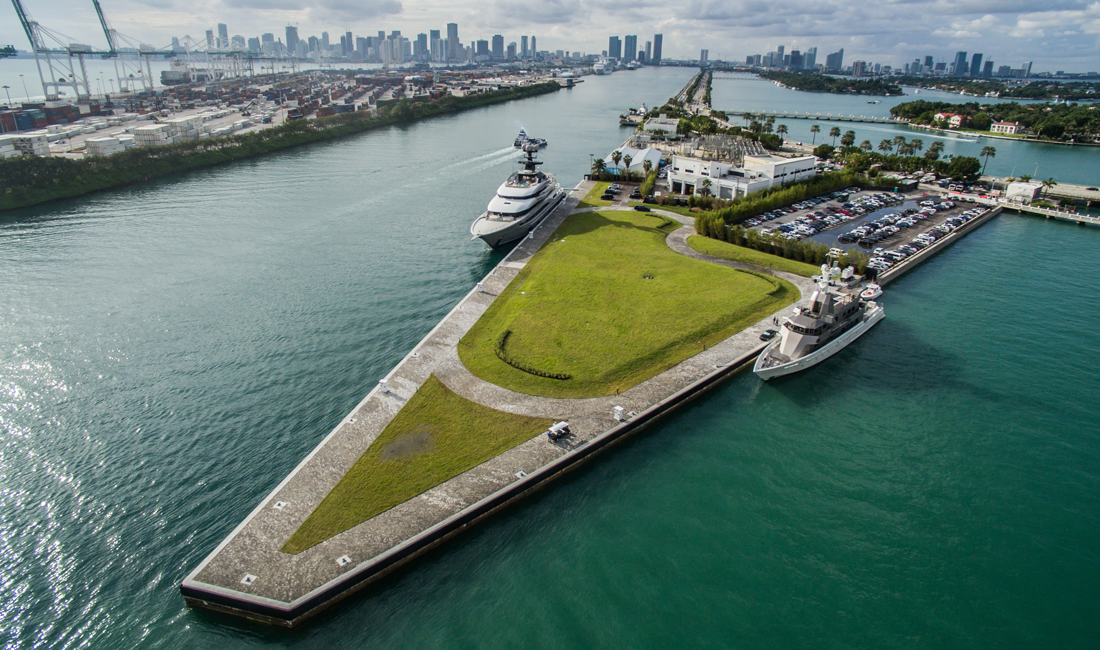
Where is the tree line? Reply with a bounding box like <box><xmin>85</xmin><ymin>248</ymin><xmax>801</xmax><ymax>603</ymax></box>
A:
<box><xmin>758</xmin><ymin>71</ymin><xmax>904</xmax><ymax>96</ymax></box>
<box><xmin>890</xmin><ymin>99</ymin><xmax>1100</xmax><ymax>141</ymax></box>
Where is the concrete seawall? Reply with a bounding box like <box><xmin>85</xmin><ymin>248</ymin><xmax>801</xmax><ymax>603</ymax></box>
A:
<box><xmin>180</xmin><ymin>183</ymin><xmax>808</xmax><ymax>626</ymax></box>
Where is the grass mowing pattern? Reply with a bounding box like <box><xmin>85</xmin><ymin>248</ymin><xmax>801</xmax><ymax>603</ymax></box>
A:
<box><xmin>458</xmin><ymin>210</ymin><xmax>800</xmax><ymax>398</ymax></box>
<box><xmin>282</xmin><ymin>375</ymin><xmax>552</xmax><ymax>554</ymax></box>
<box><xmin>686</xmin><ymin>235</ymin><xmax>820</xmax><ymax>277</ymax></box>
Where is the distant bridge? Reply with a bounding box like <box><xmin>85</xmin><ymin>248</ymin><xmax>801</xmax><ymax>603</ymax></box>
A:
<box><xmin>725</xmin><ymin>111</ymin><xmax>906</xmax><ymax>125</ymax></box>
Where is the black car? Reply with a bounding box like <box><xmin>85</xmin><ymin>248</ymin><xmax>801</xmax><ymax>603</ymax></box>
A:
<box><xmin>759</xmin><ymin>329</ymin><xmax>779</xmax><ymax>341</ymax></box>
<box><xmin>633</xmin><ymin>205</ymin><xmax>651</xmax><ymax>212</ymax></box>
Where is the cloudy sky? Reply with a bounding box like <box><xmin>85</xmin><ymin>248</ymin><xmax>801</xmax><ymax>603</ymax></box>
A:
<box><xmin>4</xmin><ymin>0</ymin><xmax>1099</xmax><ymax>71</ymax></box>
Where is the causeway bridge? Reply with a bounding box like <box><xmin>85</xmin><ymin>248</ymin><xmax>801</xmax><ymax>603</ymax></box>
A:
<box><xmin>725</xmin><ymin>111</ymin><xmax>906</xmax><ymax>125</ymax></box>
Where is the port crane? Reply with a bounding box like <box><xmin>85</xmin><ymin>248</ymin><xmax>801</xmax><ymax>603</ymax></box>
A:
<box><xmin>91</xmin><ymin>0</ymin><xmax>154</xmax><ymax>93</ymax></box>
<box><xmin>11</xmin><ymin>0</ymin><xmax>92</xmax><ymax>100</ymax></box>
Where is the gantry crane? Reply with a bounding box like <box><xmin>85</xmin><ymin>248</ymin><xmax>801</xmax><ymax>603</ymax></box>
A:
<box><xmin>91</xmin><ymin>0</ymin><xmax>154</xmax><ymax>93</ymax></box>
<box><xmin>11</xmin><ymin>0</ymin><xmax>92</xmax><ymax>100</ymax></box>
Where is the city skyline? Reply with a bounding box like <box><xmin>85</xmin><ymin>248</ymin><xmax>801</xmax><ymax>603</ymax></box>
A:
<box><xmin>2</xmin><ymin>0</ymin><xmax>1098</xmax><ymax>72</ymax></box>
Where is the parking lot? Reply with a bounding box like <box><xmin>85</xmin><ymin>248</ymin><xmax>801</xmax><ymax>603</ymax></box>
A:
<box><xmin>743</xmin><ymin>186</ymin><xmax>989</xmax><ymax>274</ymax></box>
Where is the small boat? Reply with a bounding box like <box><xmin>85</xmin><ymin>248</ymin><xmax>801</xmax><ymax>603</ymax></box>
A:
<box><xmin>859</xmin><ymin>283</ymin><xmax>883</xmax><ymax>300</ymax></box>
<box><xmin>513</xmin><ymin>129</ymin><xmax>547</xmax><ymax>148</ymax></box>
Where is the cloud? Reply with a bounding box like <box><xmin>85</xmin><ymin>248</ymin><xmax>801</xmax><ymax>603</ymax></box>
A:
<box><xmin>494</xmin><ymin>0</ymin><xmax>585</xmax><ymax>25</ymax></box>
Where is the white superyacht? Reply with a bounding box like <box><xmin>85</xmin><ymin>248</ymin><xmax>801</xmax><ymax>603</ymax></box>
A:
<box><xmin>470</xmin><ymin>143</ymin><xmax>565</xmax><ymax>248</ymax></box>
<box><xmin>753</xmin><ymin>265</ymin><xmax>885</xmax><ymax>380</ymax></box>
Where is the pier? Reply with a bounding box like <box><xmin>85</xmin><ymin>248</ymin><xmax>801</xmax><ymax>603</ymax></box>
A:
<box><xmin>725</xmin><ymin>111</ymin><xmax>906</xmax><ymax>125</ymax></box>
<box><xmin>180</xmin><ymin>184</ymin><xmax>813</xmax><ymax>626</ymax></box>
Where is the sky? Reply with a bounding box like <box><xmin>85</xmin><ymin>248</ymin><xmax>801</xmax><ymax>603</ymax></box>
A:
<box><xmin>4</xmin><ymin>0</ymin><xmax>1100</xmax><ymax>72</ymax></box>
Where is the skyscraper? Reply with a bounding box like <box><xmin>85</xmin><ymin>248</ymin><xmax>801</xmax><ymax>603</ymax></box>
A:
<box><xmin>924</xmin><ymin>55</ymin><xmax>934</xmax><ymax>71</ymax></box>
<box><xmin>969</xmin><ymin>53</ymin><xmax>983</xmax><ymax>78</ymax></box>
<box><xmin>624</xmin><ymin>35</ymin><xmax>637</xmax><ymax>62</ymax></box>
<box><xmin>825</xmin><ymin>48</ymin><xmax>843</xmax><ymax>72</ymax></box>
<box><xmin>644</xmin><ymin>41</ymin><xmax>651</xmax><ymax>63</ymax></box>
<box><xmin>321</xmin><ymin>32</ymin><xmax>329</xmax><ymax>50</ymax></box>
<box><xmin>491</xmin><ymin>35</ymin><xmax>504</xmax><ymax>59</ymax></box>
<box><xmin>953</xmin><ymin>51</ymin><xmax>968</xmax><ymax>76</ymax></box>
<box><xmin>983</xmin><ymin>60</ymin><xmax>994</xmax><ymax>77</ymax></box>
<box><xmin>652</xmin><ymin>34</ymin><xmax>663</xmax><ymax>64</ymax></box>
<box><xmin>521</xmin><ymin>35</ymin><xmax>528</xmax><ymax>58</ymax></box>
<box><xmin>804</xmin><ymin>47</ymin><xmax>817</xmax><ymax>70</ymax></box>
<box><xmin>446</xmin><ymin>23</ymin><xmax>459</xmax><ymax>60</ymax></box>
<box><xmin>416</xmin><ymin>33</ymin><xmax>428</xmax><ymax>60</ymax></box>
<box><xmin>286</xmin><ymin>26</ymin><xmax>300</xmax><ymax>56</ymax></box>
<box><xmin>205</xmin><ymin>30</ymin><xmax>214</xmax><ymax>48</ymax></box>
<box><xmin>217</xmin><ymin>23</ymin><xmax>228</xmax><ymax>48</ymax></box>
<box><xmin>699</xmin><ymin>49</ymin><xmax>709</xmax><ymax>65</ymax></box>
<box><xmin>608</xmin><ymin>36</ymin><xmax>622</xmax><ymax>59</ymax></box>
<box><xmin>530</xmin><ymin>36</ymin><xmax>536</xmax><ymax>56</ymax></box>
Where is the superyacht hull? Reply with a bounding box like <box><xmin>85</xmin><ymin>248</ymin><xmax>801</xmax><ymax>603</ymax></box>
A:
<box><xmin>471</xmin><ymin>187</ymin><xmax>565</xmax><ymax>248</ymax></box>
<box><xmin>753</xmin><ymin>304</ymin><xmax>885</xmax><ymax>380</ymax></box>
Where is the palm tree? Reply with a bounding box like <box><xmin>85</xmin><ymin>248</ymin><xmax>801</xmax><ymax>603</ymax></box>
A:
<box><xmin>829</xmin><ymin>127</ymin><xmax>841</xmax><ymax>145</ymax></box>
<box><xmin>925</xmin><ymin>141</ymin><xmax>944</xmax><ymax>161</ymax></box>
<box><xmin>840</xmin><ymin>130</ymin><xmax>856</xmax><ymax>148</ymax></box>
<box><xmin>810</xmin><ymin>124</ymin><xmax>820</xmax><ymax>144</ymax></box>
<box><xmin>642</xmin><ymin>159</ymin><xmax>653</xmax><ymax>176</ymax></box>
<box><xmin>878</xmin><ymin>139</ymin><xmax>893</xmax><ymax>154</ymax></box>
<box><xmin>1042</xmin><ymin>177</ymin><xmax>1057</xmax><ymax>197</ymax></box>
<box><xmin>764</xmin><ymin>121</ymin><xmax>774</xmax><ymax>134</ymax></box>
<box><xmin>980</xmin><ymin>145</ymin><xmax>996</xmax><ymax>176</ymax></box>
<box><xmin>893</xmin><ymin>135</ymin><xmax>906</xmax><ymax>150</ymax></box>
<box><xmin>910</xmin><ymin>138</ymin><xmax>924</xmax><ymax>154</ymax></box>
<box><xmin>611</xmin><ymin>150</ymin><xmax>622</xmax><ymax>170</ymax></box>
<box><xmin>591</xmin><ymin>157</ymin><xmax>606</xmax><ymax>175</ymax></box>
<box><xmin>776</xmin><ymin>124</ymin><xmax>788</xmax><ymax>138</ymax></box>
<box><xmin>860</xmin><ymin>140</ymin><xmax>873</xmax><ymax>152</ymax></box>
<box><xmin>700</xmin><ymin>178</ymin><xmax>712</xmax><ymax>196</ymax></box>
<box><xmin>622</xmin><ymin>154</ymin><xmax>633</xmax><ymax>172</ymax></box>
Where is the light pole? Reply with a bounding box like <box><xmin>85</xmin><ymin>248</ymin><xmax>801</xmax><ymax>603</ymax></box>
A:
<box><xmin>1</xmin><ymin>86</ymin><xmax>10</xmax><ymax>132</ymax></box>
<box><xmin>19</xmin><ymin>74</ymin><xmax>29</xmax><ymax>101</ymax></box>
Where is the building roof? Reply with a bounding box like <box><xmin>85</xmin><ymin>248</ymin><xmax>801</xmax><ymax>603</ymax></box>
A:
<box><xmin>604</xmin><ymin>145</ymin><xmax>663</xmax><ymax>170</ymax></box>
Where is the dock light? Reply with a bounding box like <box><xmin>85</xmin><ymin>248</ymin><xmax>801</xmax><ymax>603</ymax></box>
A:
<box><xmin>378</xmin><ymin>379</ymin><xmax>388</xmax><ymax>393</ymax></box>
<box><xmin>476</xmin><ymin>282</ymin><xmax>484</xmax><ymax>293</ymax></box>
<box><xmin>613</xmin><ymin>406</ymin><xmax>624</xmax><ymax>422</ymax></box>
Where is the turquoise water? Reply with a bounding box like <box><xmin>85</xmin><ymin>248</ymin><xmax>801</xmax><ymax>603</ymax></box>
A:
<box><xmin>2</xmin><ymin>67</ymin><xmax>1099</xmax><ymax>648</ymax></box>
<box><xmin>710</xmin><ymin>72</ymin><xmax>1100</xmax><ymax>185</ymax></box>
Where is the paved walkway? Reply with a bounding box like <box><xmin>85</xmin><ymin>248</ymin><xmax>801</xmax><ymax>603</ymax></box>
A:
<box><xmin>183</xmin><ymin>183</ymin><xmax>813</xmax><ymax>611</ymax></box>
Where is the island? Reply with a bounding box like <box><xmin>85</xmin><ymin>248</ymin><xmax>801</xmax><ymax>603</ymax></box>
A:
<box><xmin>758</xmin><ymin>70</ymin><xmax>904</xmax><ymax>96</ymax></box>
<box><xmin>890</xmin><ymin>99</ymin><xmax>1100</xmax><ymax>143</ymax></box>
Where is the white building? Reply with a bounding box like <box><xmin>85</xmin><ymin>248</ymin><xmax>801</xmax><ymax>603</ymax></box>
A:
<box><xmin>602</xmin><ymin>145</ymin><xmax>663</xmax><ymax>175</ymax></box>
<box><xmin>1006</xmin><ymin>181</ymin><xmax>1042</xmax><ymax>204</ymax></box>
<box><xmin>991</xmin><ymin>121</ymin><xmax>1025</xmax><ymax>135</ymax></box>
<box><xmin>642</xmin><ymin>114</ymin><xmax>680</xmax><ymax>138</ymax></box>
<box><xmin>667</xmin><ymin>153</ymin><xmax>818</xmax><ymax>199</ymax></box>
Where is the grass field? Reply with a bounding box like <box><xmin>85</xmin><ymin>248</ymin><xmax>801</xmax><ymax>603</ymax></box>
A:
<box><xmin>457</xmin><ymin>210</ymin><xmax>800</xmax><ymax>398</ymax></box>
<box><xmin>686</xmin><ymin>235</ymin><xmax>820</xmax><ymax>277</ymax></box>
<box><xmin>282</xmin><ymin>375</ymin><xmax>552</xmax><ymax>554</ymax></box>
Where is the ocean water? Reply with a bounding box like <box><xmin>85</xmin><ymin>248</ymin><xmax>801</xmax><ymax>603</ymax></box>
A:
<box><xmin>2</xmin><ymin>67</ymin><xmax>1099</xmax><ymax>649</ymax></box>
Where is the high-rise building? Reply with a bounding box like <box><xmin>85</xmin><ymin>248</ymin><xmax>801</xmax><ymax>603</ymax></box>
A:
<box><xmin>777</xmin><ymin>44</ymin><xmax>784</xmax><ymax>60</ymax></box>
<box><xmin>476</xmin><ymin>40</ymin><xmax>489</xmax><ymax>58</ymax></box>
<box><xmin>952</xmin><ymin>51</ymin><xmax>968</xmax><ymax>76</ymax></box>
<box><xmin>804</xmin><ymin>47</ymin><xmax>817</xmax><ymax>70</ymax></box>
<box><xmin>624</xmin><ymin>35</ymin><xmax>637</xmax><ymax>62</ymax></box>
<box><xmin>521</xmin><ymin>35</ymin><xmax>528</xmax><ymax>58</ymax></box>
<box><xmin>825</xmin><ymin>48</ymin><xmax>843</xmax><ymax>72</ymax></box>
<box><xmin>788</xmin><ymin>50</ymin><xmax>802</xmax><ymax>69</ymax></box>
<box><xmin>231</xmin><ymin>35</ymin><xmax>245</xmax><ymax>49</ymax></box>
<box><xmin>530</xmin><ymin>36</ymin><xmax>536</xmax><ymax>57</ymax></box>
<box><xmin>171</xmin><ymin>36</ymin><xmax>181</xmax><ymax>51</ymax></box>
<box><xmin>286</xmin><ymin>26</ymin><xmax>300</xmax><ymax>57</ymax></box>
<box><xmin>970</xmin><ymin>53</ymin><xmax>983</xmax><ymax>77</ymax></box>
<box><xmin>924</xmin><ymin>55</ymin><xmax>933</xmax><ymax>69</ymax></box>
<box><xmin>982</xmin><ymin>60</ymin><xmax>994</xmax><ymax>77</ymax></box>
<box><xmin>491</xmin><ymin>34</ymin><xmax>504</xmax><ymax>59</ymax></box>
<box><xmin>700</xmin><ymin>49</ymin><xmax>709</xmax><ymax>65</ymax></box>
<box><xmin>321</xmin><ymin>32</ymin><xmax>329</xmax><ymax>50</ymax></box>
<box><xmin>507</xmin><ymin>42</ymin><xmax>516</xmax><ymax>60</ymax></box>
<box><xmin>246</xmin><ymin>37</ymin><xmax>258</xmax><ymax>52</ymax></box>
<box><xmin>1022</xmin><ymin>61</ymin><xmax>1032</xmax><ymax>77</ymax></box>
<box><xmin>205</xmin><ymin>30</ymin><xmax>214</xmax><ymax>48</ymax></box>
<box><xmin>644</xmin><ymin>40</ymin><xmax>651</xmax><ymax>62</ymax></box>
<box><xmin>447</xmin><ymin>23</ymin><xmax>459</xmax><ymax>60</ymax></box>
<box><xmin>851</xmin><ymin>60</ymin><xmax>866</xmax><ymax>76</ymax></box>
<box><xmin>608</xmin><ymin>36</ymin><xmax>622</xmax><ymax>59</ymax></box>
<box><xmin>217</xmin><ymin>23</ymin><xmax>228</xmax><ymax>48</ymax></box>
<box><xmin>652</xmin><ymin>33</ymin><xmax>663</xmax><ymax>64</ymax></box>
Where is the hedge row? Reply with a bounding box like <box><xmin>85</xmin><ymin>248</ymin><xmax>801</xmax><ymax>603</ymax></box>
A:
<box><xmin>494</xmin><ymin>330</ymin><xmax>572</xmax><ymax>380</ymax></box>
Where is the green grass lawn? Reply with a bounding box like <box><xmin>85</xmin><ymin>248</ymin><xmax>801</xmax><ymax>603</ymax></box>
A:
<box><xmin>576</xmin><ymin>181</ymin><xmax>614</xmax><ymax>208</ymax></box>
<box><xmin>686</xmin><ymin>235</ymin><xmax>820</xmax><ymax>277</ymax></box>
<box><xmin>457</xmin><ymin>210</ymin><xmax>800</xmax><ymax>398</ymax></box>
<box><xmin>282</xmin><ymin>375</ymin><xmax>552</xmax><ymax>554</ymax></box>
